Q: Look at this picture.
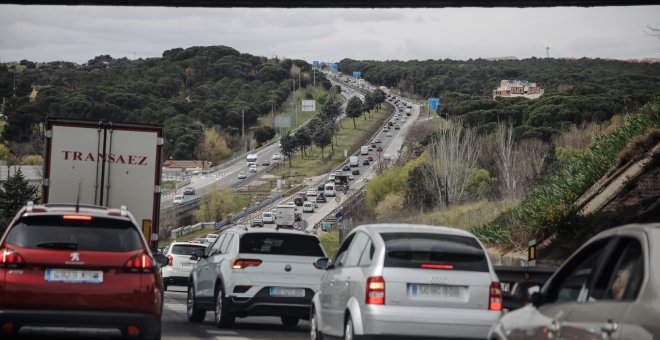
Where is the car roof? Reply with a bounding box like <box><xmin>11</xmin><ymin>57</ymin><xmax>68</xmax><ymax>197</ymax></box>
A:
<box><xmin>355</xmin><ymin>223</ymin><xmax>478</xmax><ymax>239</ymax></box>
<box><xmin>225</xmin><ymin>225</ymin><xmax>316</xmax><ymax>237</ymax></box>
<box><xmin>12</xmin><ymin>203</ymin><xmax>135</xmax><ymax>224</ymax></box>
<box><xmin>586</xmin><ymin>223</ymin><xmax>660</xmax><ymax>241</ymax></box>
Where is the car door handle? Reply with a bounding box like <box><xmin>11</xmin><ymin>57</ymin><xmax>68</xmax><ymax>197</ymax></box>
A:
<box><xmin>601</xmin><ymin>319</ymin><xmax>618</xmax><ymax>337</ymax></box>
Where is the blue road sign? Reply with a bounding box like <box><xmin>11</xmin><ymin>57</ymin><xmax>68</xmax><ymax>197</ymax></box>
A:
<box><xmin>428</xmin><ymin>98</ymin><xmax>440</xmax><ymax>110</ymax></box>
<box><xmin>335</xmin><ymin>211</ymin><xmax>343</xmax><ymax>220</ymax></box>
<box><xmin>352</xmin><ymin>71</ymin><xmax>361</xmax><ymax>79</ymax></box>
<box><xmin>313</xmin><ymin>61</ymin><xmax>320</xmax><ymax>68</ymax></box>
<box><xmin>331</xmin><ymin>64</ymin><xmax>338</xmax><ymax>73</ymax></box>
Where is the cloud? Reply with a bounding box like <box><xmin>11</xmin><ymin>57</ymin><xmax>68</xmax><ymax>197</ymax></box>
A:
<box><xmin>0</xmin><ymin>5</ymin><xmax>658</xmax><ymax>63</ymax></box>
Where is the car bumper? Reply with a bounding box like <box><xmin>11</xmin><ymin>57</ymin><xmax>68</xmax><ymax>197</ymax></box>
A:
<box><xmin>227</xmin><ymin>288</ymin><xmax>314</xmax><ymax>319</ymax></box>
<box><xmin>0</xmin><ymin>309</ymin><xmax>160</xmax><ymax>339</ymax></box>
<box><xmin>361</xmin><ymin>305</ymin><xmax>499</xmax><ymax>339</ymax></box>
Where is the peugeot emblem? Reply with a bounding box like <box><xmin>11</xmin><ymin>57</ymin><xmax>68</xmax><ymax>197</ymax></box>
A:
<box><xmin>70</xmin><ymin>252</ymin><xmax>80</xmax><ymax>262</ymax></box>
<box><xmin>284</xmin><ymin>264</ymin><xmax>292</xmax><ymax>272</ymax></box>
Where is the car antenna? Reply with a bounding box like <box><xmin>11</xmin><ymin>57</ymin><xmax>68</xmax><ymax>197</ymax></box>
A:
<box><xmin>75</xmin><ymin>181</ymin><xmax>82</xmax><ymax>212</ymax></box>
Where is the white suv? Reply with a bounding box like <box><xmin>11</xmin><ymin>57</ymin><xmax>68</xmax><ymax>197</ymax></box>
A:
<box><xmin>186</xmin><ymin>227</ymin><xmax>327</xmax><ymax>328</ymax></box>
<box><xmin>162</xmin><ymin>242</ymin><xmax>208</xmax><ymax>291</ymax></box>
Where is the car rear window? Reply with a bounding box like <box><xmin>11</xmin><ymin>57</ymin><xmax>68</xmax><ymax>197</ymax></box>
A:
<box><xmin>5</xmin><ymin>216</ymin><xmax>143</xmax><ymax>252</ymax></box>
<box><xmin>381</xmin><ymin>232</ymin><xmax>488</xmax><ymax>272</ymax></box>
<box><xmin>239</xmin><ymin>233</ymin><xmax>325</xmax><ymax>257</ymax></box>
<box><xmin>171</xmin><ymin>244</ymin><xmax>206</xmax><ymax>255</ymax></box>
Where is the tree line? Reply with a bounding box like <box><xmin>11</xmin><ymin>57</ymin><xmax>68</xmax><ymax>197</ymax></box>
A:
<box><xmin>0</xmin><ymin>45</ymin><xmax>332</xmax><ymax>163</ymax></box>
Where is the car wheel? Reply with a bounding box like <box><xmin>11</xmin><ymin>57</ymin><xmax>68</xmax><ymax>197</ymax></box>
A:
<box><xmin>344</xmin><ymin>316</ymin><xmax>361</xmax><ymax>340</ymax></box>
<box><xmin>310</xmin><ymin>309</ymin><xmax>324</xmax><ymax>340</ymax></box>
<box><xmin>281</xmin><ymin>316</ymin><xmax>299</xmax><ymax>327</ymax></box>
<box><xmin>214</xmin><ymin>286</ymin><xmax>235</xmax><ymax>328</ymax></box>
<box><xmin>186</xmin><ymin>284</ymin><xmax>205</xmax><ymax>322</ymax></box>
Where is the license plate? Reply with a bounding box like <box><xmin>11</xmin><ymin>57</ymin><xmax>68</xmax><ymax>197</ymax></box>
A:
<box><xmin>180</xmin><ymin>262</ymin><xmax>193</xmax><ymax>267</ymax></box>
<box><xmin>409</xmin><ymin>284</ymin><xmax>462</xmax><ymax>298</ymax></box>
<box><xmin>269</xmin><ymin>287</ymin><xmax>305</xmax><ymax>297</ymax></box>
<box><xmin>45</xmin><ymin>269</ymin><xmax>103</xmax><ymax>284</ymax></box>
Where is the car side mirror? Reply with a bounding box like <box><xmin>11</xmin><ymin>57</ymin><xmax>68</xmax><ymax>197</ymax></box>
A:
<box><xmin>190</xmin><ymin>248</ymin><xmax>206</xmax><ymax>260</ymax></box>
<box><xmin>530</xmin><ymin>291</ymin><xmax>544</xmax><ymax>307</ymax></box>
<box><xmin>313</xmin><ymin>257</ymin><xmax>330</xmax><ymax>270</ymax></box>
<box><xmin>153</xmin><ymin>254</ymin><xmax>169</xmax><ymax>268</ymax></box>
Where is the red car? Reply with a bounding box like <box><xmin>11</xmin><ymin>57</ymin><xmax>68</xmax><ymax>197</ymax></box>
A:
<box><xmin>366</xmin><ymin>155</ymin><xmax>374</xmax><ymax>161</ymax></box>
<box><xmin>0</xmin><ymin>203</ymin><xmax>167</xmax><ymax>339</ymax></box>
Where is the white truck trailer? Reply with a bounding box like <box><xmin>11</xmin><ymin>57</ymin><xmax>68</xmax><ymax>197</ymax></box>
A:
<box><xmin>43</xmin><ymin>119</ymin><xmax>163</xmax><ymax>249</ymax></box>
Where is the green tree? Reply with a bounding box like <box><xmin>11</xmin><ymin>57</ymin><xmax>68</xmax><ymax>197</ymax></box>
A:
<box><xmin>281</xmin><ymin>132</ymin><xmax>297</xmax><ymax>167</ymax></box>
<box><xmin>295</xmin><ymin>128</ymin><xmax>312</xmax><ymax>157</ymax></box>
<box><xmin>312</xmin><ymin>121</ymin><xmax>334</xmax><ymax>159</ymax></box>
<box><xmin>345</xmin><ymin>96</ymin><xmax>364</xmax><ymax>129</ymax></box>
<box><xmin>253</xmin><ymin>126</ymin><xmax>276</xmax><ymax>147</ymax></box>
<box><xmin>0</xmin><ymin>169</ymin><xmax>38</xmax><ymax>232</ymax></box>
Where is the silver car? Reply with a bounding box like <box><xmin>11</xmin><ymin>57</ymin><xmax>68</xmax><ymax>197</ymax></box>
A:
<box><xmin>187</xmin><ymin>226</ymin><xmax>327</xmax><ymax>327</ymax></box>
<box><xmin>489</xmin><ymin>223</ymin><xmax>660</xmax><ymax>340</ymax></box>
<box><xmin>310</xmin><ymin>224</ymin><xmax>502</xmax><ymax>340</ymax></box>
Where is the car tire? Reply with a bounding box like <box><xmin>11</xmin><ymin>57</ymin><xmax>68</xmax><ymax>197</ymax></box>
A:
<box><xmin>310</xmin><ymin>308</ymin><xmax>324</xmax><ymax>340</ymax></box>
<box><xmin>186</xmin><ymin>284</ymin><xmax>205</xmax><ymax>322</ymax></box>
<box><xmin>344</xmin><ymin>316</ymin><xmax>361</xmax><ymax>340</ymax></box>
<box><xmin>281</xmin><ymin>316</ymin><xmax>299</xmax><ymax>327</ymax></box>
<box><xmin>214</xmin><ymin>286</ymin><xmax>235</xmax><ymax>328</ymax></box>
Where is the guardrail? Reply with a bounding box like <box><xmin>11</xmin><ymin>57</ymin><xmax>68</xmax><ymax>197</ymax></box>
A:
<box><xmin>213</xmin><ymin>193</ymin><xmax>284</xmax><ymax>229</ymax></box>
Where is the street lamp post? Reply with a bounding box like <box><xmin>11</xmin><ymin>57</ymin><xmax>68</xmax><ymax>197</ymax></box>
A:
<box><xmin>242</xmin><ymin>108</ymin><xmax>246</xmax><ymax>153</ymax></box>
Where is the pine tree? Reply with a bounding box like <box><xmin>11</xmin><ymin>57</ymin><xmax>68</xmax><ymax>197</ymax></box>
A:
<box><xmin>0</xmin><ymin>169</ymin><xmax>39</xmax><ymax>230</ymax></box>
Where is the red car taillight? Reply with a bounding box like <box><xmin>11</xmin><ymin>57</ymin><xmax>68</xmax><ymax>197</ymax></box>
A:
<box><xmin>366</xmin><ymin>276</ymin><xmax>385</xmax><ymax>305</ymax></box>
<box><xmin>167</xmin><ymin>255</ymin><xmax>173</xmax><ymax>266</ymax></box>
<box><xmin>124</xmin><ymin>254</ymin><xmax>154</xmax><ymax>273</ymax></box>
<box><xmin>0</xmin><ymin>248</ymin><xmax>25</xmax><ymax>268</ymax></box>
<box><xmin>232</xmin><ymin>259</ymin><xmax>262</xmax><ymax>269</ymax></box>
<box><xmin>489</xmin><ymin>282</ymin><xmax>503</xmax><ymax>311</ymax></box>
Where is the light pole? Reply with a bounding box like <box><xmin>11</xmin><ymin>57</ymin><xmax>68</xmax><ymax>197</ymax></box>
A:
<box><xmin>241</xmin><ymin>108</ymin><xmax>247</xmax><ymax>153</ymax></box>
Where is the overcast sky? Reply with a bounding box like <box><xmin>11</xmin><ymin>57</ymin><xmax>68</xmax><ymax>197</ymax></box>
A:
<box><xmin>1</xmin><ymin>5</ymin><xmax>659</xmax><ymax>64</ymax></box>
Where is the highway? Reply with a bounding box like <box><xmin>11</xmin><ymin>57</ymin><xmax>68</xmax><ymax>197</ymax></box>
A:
<box><xmin>162</xmin><ymin>287</ymin><xmax>308</xmax><ymax>340</ymax></box>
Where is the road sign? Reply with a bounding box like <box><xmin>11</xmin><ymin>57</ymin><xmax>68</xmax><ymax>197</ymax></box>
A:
<box><xmin>528</xmin><ymin>239</ymin><xmax>537</xmax><ymax>267</ymax></box>
<box><xmin>331</xmin><ymin>64</ymin><xmax>338</xmax><ymax>73</ymax></box>
<box><xmin>293</xmin><ymin>221</ymin><xmax>300</xmax><ymax>229</ymax></box>
<box><xmin>376</xmin><ymin>146</ymin><xmax>382</xmax><ymax>152</ymax></box>
<box><xmin>335</xmin><ymin>196</ymin><xmax>341</xmax><ymax>203</ymax></box>
<box><xmin>428</xmin><ymin>98</ymin><xmax>440</xmax><ymax>110</ymax></box>
<box><xmin>323</xmin><ymin>222</ymin><xmax>331</xmax><ymax>231</ymax></box>
<box><xmin>352</xmin><ymin>71</ymin><xmax>361</xmax><ymax>79</ymax></box>
<box><xmin>335</xmin><ymin>211</ymin><xmax>343</xmax><ymax>220</ymax></box>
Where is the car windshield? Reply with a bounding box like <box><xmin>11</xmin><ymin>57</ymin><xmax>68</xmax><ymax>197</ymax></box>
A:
<box><xmin>239</xmin><ymin>233</ymin><xmax>325</xmax><ymax>257</ymax></box>
<box><xmin>6</xmin><ymin>217</ymin><xmax>143</xmax><ymax>252</ymax></box>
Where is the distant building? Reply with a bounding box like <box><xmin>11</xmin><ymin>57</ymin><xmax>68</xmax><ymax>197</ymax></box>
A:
<box><xmin>493</xmin><ymin>80</ymin><xmax>544</xmax><ymax>100</ymax></box>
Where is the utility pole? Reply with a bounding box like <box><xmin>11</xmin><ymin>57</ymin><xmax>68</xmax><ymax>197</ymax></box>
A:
<box><xmin>242</xmin><ymin>108</ymin><xmax>246</xmax><ymax>153</ymax></box>
<box><xmin>291</xmin><ymin>78</ymin><xmax>296</xmax><ymax>126</ymax></box>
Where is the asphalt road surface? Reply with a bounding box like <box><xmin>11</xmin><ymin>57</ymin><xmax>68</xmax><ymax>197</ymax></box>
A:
<box><xmin>162</xmin><ymin>286</ymin><xmax>309</xmax><ymax>340</ymax></box>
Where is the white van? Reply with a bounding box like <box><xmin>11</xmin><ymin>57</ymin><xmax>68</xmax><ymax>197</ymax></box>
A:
<box><xmin>262</xmin><ymin>211</ymin><xmax>275</xmax><ymax>224</ymax></box>
<box><xmin>173</xmin><ymin>194</ymin><xmax>184</xmax><ymax>204</ymax></box>
<box><xmin>360</xmin><ymin>146</ymin><xmax>369</xmax><ymax>155</ymax></box>
<box><xmin>324</xmin><ymin>183</ymin><xmax>336</xmax><ymax>197</ymax></box>
<box><xmin>302</xmin><ymin>201</ymin><xmax>315</xmax><ymax>213</ymax></box>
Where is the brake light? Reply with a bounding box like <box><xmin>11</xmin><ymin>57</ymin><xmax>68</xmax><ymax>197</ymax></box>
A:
<box><xmin>366</xmin><ymin>276</ymin><xmax>385</xmax><ymax>305</ymax></box>
<box><xmin>167</xmin><ymin>255</ymin><xmax>173</xmax><ymax>266</ymax></box>
<box><xmin>63</xmin><ymin>215</ymin><xmax>92</xmax><ymax>221</ymax></box>
<box><xmin>0</xmin><ymin>248</ymin><xmax>25</xmax><ymax>268</ymax></box>
<box><xmin>489</xmin><ymin>282</ymin><xmax>503</xmax><ymax>311</ymax></box>
<box><xmin>421</xmin><ymin>263</ymin><xmax>453</xmax><ymax>270</ymax></box>
<box><xmin>124</xmin><ymin>254</ymin><xmax>154</xmax><ymax>273</ymax></box>
<box><xmin>232</xmin><ymin>259</ymin><xmax>262</xmax><ymax>269</ymax></box>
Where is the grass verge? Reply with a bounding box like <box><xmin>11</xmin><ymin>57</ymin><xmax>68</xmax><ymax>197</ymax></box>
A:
<box><xmin>319</xmin><ymin>229</ymin><xmax>340</xmax><ymax>258</ymax></box>
<box><xmin>273</xmin><ymin>104</ymin><xmax>391</xmax><ymax>179</ymax></box>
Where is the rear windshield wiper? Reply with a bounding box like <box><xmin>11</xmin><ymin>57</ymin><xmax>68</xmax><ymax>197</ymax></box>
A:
<box><xmin>36</xmin><ymin>242</ymin><xmax>78</xmax><ymax>250</ymax></box>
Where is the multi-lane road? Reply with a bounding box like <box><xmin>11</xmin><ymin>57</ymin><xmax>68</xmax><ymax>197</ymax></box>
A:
<box><xmin>162</xmin><ymin>287</ymin><xmax>309</xmax><ymax>340</ymax></box>
<box><xmin>157</xmin><ymin>75</ymin><xmax>422</xmax><ymax>339</ymax></box>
